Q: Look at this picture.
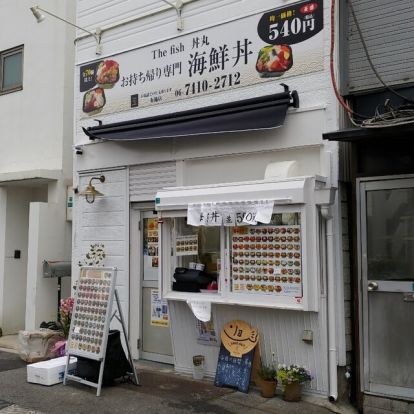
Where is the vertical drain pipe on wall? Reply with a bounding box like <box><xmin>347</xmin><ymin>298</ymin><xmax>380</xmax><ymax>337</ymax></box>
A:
<box><xmin>321</xmin><ymin>205</ymin><xmax>338</xmax><ymax>402</ymax></box>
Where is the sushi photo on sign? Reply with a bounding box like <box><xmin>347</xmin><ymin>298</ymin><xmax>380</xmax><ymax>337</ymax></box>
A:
<box><xmin>256</xmin><ymin>0</ymin><xmax>323</xmax><ymax>78</ymax></box>
<box><xmin>82</xmin><ymin>87</ymin><xmax>106</xmax><ymax>115</ymax></box>
<box><xmin>80</xmin><ymin>59</ymin><xmax>120</xmax><ymax>115</ymax></box>
<box><xmin>95</xmin><ymin>59</ymin><xmax>120</xmax><ymax>88</ymax></box>
<box><xmin>256</xmin><ymin>45</ymin><xmax>293</xmax><ymax>78</ymax></box>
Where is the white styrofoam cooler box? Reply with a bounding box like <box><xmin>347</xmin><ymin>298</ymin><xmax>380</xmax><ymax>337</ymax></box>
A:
<box><xmin>27</xmin><ymin>356</ymin><xmax>77</xmax><ymax>386</ymax></box>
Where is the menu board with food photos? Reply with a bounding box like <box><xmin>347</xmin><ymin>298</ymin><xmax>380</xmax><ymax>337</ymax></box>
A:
<box><xmin>231</xmin><ymin>225</ymin><xmax>302</xmax><ymax>297</ymax></box>
<box><xmin>176</xmin><ymin>235</ymin><xmax>198</xmax><ymax>256</ymax></box>
<box><xmin>67</xmin><ymin>267</ymin><xmax>117</xmax><ymax>360</ymax></box>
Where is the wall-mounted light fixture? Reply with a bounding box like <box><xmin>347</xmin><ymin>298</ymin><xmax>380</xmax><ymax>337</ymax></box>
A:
<box><xmin>160</xmin><ymin>0</ymin><xmax>184</xmax><ymax>31</ymax></box>
<box><xmin>79</xmin><ymin>176</ymin><xmax>105</xmax><ymax>204</ymax></box>
<box><xmin>30</xmin><ymin>5</ymin><xmax>103</xmax><ymax>55</ymax></box>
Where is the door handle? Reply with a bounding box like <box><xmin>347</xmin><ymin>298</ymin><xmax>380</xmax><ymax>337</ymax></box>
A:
<box><xmin>368</xmin><ymin>281</ymin><xmax>379</xmax><ymax>291</ymax></box>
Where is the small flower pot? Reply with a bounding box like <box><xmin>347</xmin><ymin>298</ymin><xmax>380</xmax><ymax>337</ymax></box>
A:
<box><xmin>258</xmin><ymin>379</ymin><xmax>277</xmax><ymax>398</ymax></box>
<box><xmin>283</xmin><ymin>382</ymin><xmax>302</xmax><ymax>402</ymax></box>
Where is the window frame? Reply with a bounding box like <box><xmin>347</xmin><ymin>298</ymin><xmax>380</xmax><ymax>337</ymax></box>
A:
<box><xmin>0</xmin><ymin>45</ymin><xmax>24</xmax><ymax>95</ymax></box>
<box><xmin>160</xmin><ymin>204</ymin><xmax>318</xmax><ymax>311</ymax></box>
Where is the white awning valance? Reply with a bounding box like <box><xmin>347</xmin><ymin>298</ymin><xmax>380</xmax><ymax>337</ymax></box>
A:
<box><xmin>155</xmin><ymin>176</ymin><xmax>331</xmax><ymax>212</ymax></box>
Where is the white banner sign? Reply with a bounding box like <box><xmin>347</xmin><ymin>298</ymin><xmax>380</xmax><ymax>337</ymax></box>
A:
<box><xmin>77</xmin><ymin>0</ymin><xmax>323</xmax><ymax>118</ymax></box>
<box><xmin>187</xmin><ymin>201</ymin><xmax>274</xmax><ymax>227</ymax></box>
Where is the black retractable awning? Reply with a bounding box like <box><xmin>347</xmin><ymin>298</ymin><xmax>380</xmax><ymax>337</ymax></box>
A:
<box><xmin>323</xmin><ymin>123</ymin><xmax>414</xmax><ymax>142</ymax></box>
<box><xmin>83</xmin><ymin>86</ymin><xmax>299</xmax><ymax>141</ymax></box>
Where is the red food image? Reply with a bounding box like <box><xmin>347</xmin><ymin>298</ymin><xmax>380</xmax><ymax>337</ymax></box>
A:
<box><xmin>256</xmin><ymin>45</ymin><xmax>293</xmax><ymax>77</ymax></box>
<box><xmin>95</xmin><ymin>59</ymin><xmax>120</xmax><ymax>86</ymax></box>
<box><xmin>82</xmin><ymin>87</ymin><xmax>106</xmax><ymax>114</ymax></box>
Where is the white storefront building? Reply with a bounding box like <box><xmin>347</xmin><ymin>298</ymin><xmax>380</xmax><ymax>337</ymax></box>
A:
<box><xmin>73</xmin><ymin>0</ymin><xmax>346</xmax><ymax>399</ymax></box>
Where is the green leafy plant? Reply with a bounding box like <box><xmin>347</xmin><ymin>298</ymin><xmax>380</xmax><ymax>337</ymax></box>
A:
<box><xmin>277</xmin><ymin>364</ymin><xmax>312</xmax><ymax>385</ymax></box>
<box><xmin>257</xmin><ymin>362</ymin><xmax>277</xmax><ymax>381</ymax></box>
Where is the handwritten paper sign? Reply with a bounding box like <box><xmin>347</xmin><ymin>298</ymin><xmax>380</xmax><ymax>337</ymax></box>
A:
<box><xmin>187</xmin><ymin>201</ymin><xmax>274</xmax><ymax>227</ymax></box>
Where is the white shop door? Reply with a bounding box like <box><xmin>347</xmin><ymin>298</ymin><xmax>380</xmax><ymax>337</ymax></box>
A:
<box><xmin>140</xmin><ymin>210</ymin><xmax>173</xmax><ymax>364</ymax></box>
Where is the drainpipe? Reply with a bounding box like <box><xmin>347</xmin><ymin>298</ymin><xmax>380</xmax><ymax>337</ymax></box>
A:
<box><xmin>321</xmin><ymin>205</ymin><xmax>338</xmax><ymax>402</ymax></box>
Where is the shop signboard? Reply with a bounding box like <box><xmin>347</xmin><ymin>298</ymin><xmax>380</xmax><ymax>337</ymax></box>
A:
<box><xmin>64</xmin><ymin>267</ymin><xmax>139</xmax><ymax>396</ymax></box>
<box><xmin>214</xmin><ymin>320</ymin><xmax>259</xmax><ymax>393</ymax></box>
<box><xmin>78</xmin><ymin>0</ymin><xmax>323</xmax><ymax>119</ymax></box>
<box><xmin>67</xmin><ymin>267</ymin><xmax>117</xmax><ymax>360</ymax></box>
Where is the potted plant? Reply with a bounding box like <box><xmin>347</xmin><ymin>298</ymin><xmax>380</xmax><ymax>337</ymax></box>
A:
<box><xmin>59</xmin><ymin>297</ymin><xmax>74</xmax><ymax>339</ymax></box>
<box><xmin>277</xmin><ymin>364</ymin><xmax>312</xmax><ymax>402</ymax></box>
<box><xmin>256</xmin><ymin>362</ymin><xmax>277</xmax><ymax>398</ymax></box>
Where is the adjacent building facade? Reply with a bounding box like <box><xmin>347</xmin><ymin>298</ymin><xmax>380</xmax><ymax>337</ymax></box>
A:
<box><xmin>0</xmin><ymin>0</ymin><xmax>74</xmax><ymax>334</ymax></box>
<box><xmin>324</xmin><ymin>0</ymin><xmax>414</xmax><ymax>411</ymax></box>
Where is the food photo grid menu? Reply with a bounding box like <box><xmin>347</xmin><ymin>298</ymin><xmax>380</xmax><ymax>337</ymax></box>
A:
<box><xmin>67</xmin><ymin>268</ymin><xmax>116</xmax><ymax>360</ymax></box>
<box><xmin>176</xmin><ymin>235</ymin><xmax>199</xmax><ymax>256</ymax></box>
<box><xmin>231</xmin><ymin>225</ymin><xmax>302</xmax><ymax>297</ymax></box>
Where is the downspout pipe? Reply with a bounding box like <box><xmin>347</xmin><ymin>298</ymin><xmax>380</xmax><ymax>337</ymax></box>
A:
<box><xmin>321</xmin><ymin>205</ymin><xmax>338</xmax><ymax>402</ymax></box>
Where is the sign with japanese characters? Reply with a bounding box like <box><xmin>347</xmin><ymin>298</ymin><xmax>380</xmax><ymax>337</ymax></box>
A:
<box><xmin>78</xmin><ymin>0</ymin><xmax>323</xmax><ymax>118</ymax></box>
<box><xmin>187</xmin><ymin>201</ymin><xmax>274</xmax><ymax>227</ymax></box>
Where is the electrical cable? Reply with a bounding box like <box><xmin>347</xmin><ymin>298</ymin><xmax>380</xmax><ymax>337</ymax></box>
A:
<box><xmin>330</xmin><ymin>0</ymin><xmax>367</xmax><ymax>121</ymax></box>
<box><xmin>330</xmin><ymin>0</ymin><xmax>414</xmax><ymax>128</ymax></box>
<box><xmin>361</xmin><ymin>104</ymin><xmax>414</xmax><ymax>128</ymax></box>
<box><xmin>347</xmin><ymin>0</ymin><xmax>414</xmax><ymax>105</ymax></box>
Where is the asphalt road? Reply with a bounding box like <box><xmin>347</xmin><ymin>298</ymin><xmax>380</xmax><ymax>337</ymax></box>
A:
<box><xmin>0</xmin><ymin>351</ymin><xmax>26</xmax><ymax>373</ymax></box>
<box><xmin>0</xmin><ymin>351</ymin><xmax>338</xmax><ymax>414</ymax></box>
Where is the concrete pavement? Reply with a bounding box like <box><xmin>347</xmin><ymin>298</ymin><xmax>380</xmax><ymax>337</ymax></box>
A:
<box><xmin>0</xmin><ymin>351</ymin><xmax>356</xmax><ymax>414</ymax></box>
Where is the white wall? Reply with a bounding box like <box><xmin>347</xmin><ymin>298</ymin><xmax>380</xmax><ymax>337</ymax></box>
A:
<box><xmin>3</xmin><ymin>189</ymin><xmax>31</xmax><ymax>333</ymax></box>
<box><xmin>0</xmin><ymin>0</ymin><xmax>75</xmax><ymax>175</ymax></box>
<box><xmin>170</xmin><ymin>301</ymin><xmax>329</xmax><ymax>393</ymax></box>
<box><xmin>72</xmin><ymin>169</ymin><xmax>129</xmax><ymax>327</ymax></box>
<box><xmin>26</xmin><ymin>202</ymin><xmax>71</xmax><ymax>329</ymax></box>
<box><xmin>0</xmin><ymin>189</ymin><xmax>7</xmax><ymax>330</ymax></box>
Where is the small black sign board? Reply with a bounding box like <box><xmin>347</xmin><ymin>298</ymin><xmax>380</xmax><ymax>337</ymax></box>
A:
<box><xmin>80</xmin><ymin>62</ymin><xmax>99</xmax><ymax>92</ymax></box>
<box><xmin>214</xmin><ymin>344</ymin><xmax>255</xmax><ymax>393</ymax></box>
<box><xmin>257</xmin><ymin>0</ymin><xmax>324</xmax><ymax>46</ymax></box>
<box><xmin>130</xmin><ymin>94</ymin><xmax>139</xmax><ymax>108</ymax></box>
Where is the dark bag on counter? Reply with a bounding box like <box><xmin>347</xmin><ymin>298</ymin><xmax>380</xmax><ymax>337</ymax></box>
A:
<box><xmin>172</xmin><ymin>267</ymin><xmax>213</xmax><ymax>292</ymax></box>
<box><xmin>173</xmin><ymin>267</ymin><xmax>211</xmax><ymax>284</ymax></box>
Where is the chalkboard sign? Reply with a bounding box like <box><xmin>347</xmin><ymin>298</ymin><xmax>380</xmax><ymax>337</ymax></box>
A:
<box><xmin>214</xmin><ymin>344</ymin><xmax>255</xmax><ymax>393</ymax></box>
